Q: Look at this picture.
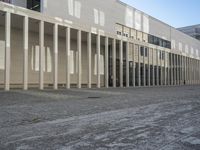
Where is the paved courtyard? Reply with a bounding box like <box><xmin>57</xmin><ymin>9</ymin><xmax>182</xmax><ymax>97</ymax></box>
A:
<box><xmin>0</xmin><ymin>86</ymin><xmax>200</xmax><ymax>150</ymax></box>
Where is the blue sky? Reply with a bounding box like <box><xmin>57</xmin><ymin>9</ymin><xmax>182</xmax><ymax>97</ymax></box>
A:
<box><xmin>121</xmin><ymin>0</ymin><xmax>200</xmax><ymax>28</ymax></box>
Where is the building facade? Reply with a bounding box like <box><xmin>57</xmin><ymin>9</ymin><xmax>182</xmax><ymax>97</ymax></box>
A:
<box><xmin>0</xmin><ymin>0</ymin><xmax>200</xmax><ymax>91</ymax></box>
<box><xmin>178</xmin><ymin>25</ymin><xmax>200</xmax><ymax>41</ymax></box>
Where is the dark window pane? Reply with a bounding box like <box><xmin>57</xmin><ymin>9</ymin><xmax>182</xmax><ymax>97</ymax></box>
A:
<box><xmin>140</xmin><ymin>47</ymin><xmax>144</xmax><ymax>56</ymax></box>
<box><xmin>27</xmin><ymin>0</ymin><xmax>41</xmax><ymax>12</ymax></box>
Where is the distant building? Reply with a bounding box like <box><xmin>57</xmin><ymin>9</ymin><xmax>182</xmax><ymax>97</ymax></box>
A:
<box><xmin>178</xmin><ymin>25</ymin><xmax>200</xmax><ymax>40</ymax></box>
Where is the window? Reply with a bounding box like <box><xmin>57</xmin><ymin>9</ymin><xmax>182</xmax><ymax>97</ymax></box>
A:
<box><xmin>148</xmin><ymin>34</ymin><xmax>171</xmax><ymax>49</ymax></box>
<box><xmin>145</xmin><ymin>48</ymin><xmax>148</xmax><ymax>57</ymax></box>
<box><xmin>140</xmin><ymin>47</ymin><xmax>144</xmax><ymax>56</ymax></box>
<box><xmin>27</xmin><ymin>0</ymin><xmax>41</xmax><ymax>12</ymax></box>
<box><xmin>162</xmin><ymin>52</ymin><xmax>165</xmax><ymax>60</ymax></box>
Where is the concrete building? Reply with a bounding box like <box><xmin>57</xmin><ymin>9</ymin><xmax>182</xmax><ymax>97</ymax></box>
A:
<box><xmin>0</xmin><ymin>0</ymin><xmax>200</xmax><ymax>91</ymax></box>
<box><xmin>178</xmin><ymin>24</ymin><xmax>200</xmax><ymax>41</ymax></box>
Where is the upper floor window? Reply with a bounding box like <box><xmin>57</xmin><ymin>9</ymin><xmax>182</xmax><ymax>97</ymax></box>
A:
<box><xmin>27</xmin><ymin>0</ymin><xmax>41</xmax><ymax>12</ymax></box>
<box><xmin>148</xmin><ymin>34</ymin><xmax>171</xmax><ymax>49</ymax></box>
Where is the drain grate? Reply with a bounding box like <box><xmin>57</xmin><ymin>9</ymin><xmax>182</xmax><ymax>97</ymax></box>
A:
<box><xmin>88</xmin><ymin>96</ymin><xmax>101</xmax><ymax>99</ymax></box>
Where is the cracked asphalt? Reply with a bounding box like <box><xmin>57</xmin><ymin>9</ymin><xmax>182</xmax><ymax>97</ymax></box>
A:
<box><xmin>0</xmin><ymin>85</ymin><xmax>200</xmax><ymax>150</ymax></box>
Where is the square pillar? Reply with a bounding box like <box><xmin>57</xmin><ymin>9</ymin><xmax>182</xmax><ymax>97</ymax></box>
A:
<box><xmin>126</xmin><ymin>42</ymin><xmax>129</xmax><ymax>87</ymax></box>
<box><xmin>119</xmin><ymin>40</ymin><xmax>123</xmax><ymax>87</ymax></box>
<box><xmin>77</xmin><ymin>30</ymin><xmax>82</xmax><ymax>88</ymax></box>
<box><xmin>112</xmin><ymin>39</ymin><xmax>116</xmax><ymax>88</ymax></box>
<box><xmin>171</xmin><ymin>53</ymin><xmax>173</xmax><ymax>85</ymax></box>
<box><xmin>87</xmin><ymin>32</ymin><xmax>92</xmax><ymax>88</ymax></box>
<box><xmin>138</xmin><ymin>46</ymin><xmax>141</xmax><ymax>87</ymax></box>
<box><xmin>143</xmin><ymin>48</ymin><xmax>146</xmax><ymax>86</ymax></box>
<box><xmin>160</xmin><ymin>51</ymin><xmax>163</xmax><ymax>86</ymax></box>
<box><xmin>148</xmin><ymin>48</ymin><xmax>150</xmax><ymax>86</ymax></box>
<box><xmin>186</xmin><ymin>56</ymin><xmax>188</xmax><ymax>84</ymax></box>
<box><xmin>5</xmin><ymin>12</ymin><xmax>11</xmax><ymax>91</ymax></box>
<box><xmin>198</xmin><ymin>60</ymin><xmax>200</xmax><ymax>84</ymax></box>
<box><xmin>167</xmin><ymin>53</ymin><xmax>170</xmax><ymax>85</ymax></box>
<box><xmin>105</xmin><ymin>37</ymin><xmax>109</xmax><ymax>88</ymax></box>
<box><xmin>174</xmin><ymin>54</ymin><xmax>176</xmax><ymax>85</ymax></box>
<box><xmin>164</xmin><ymin>51</ymin><xmax>167</xmax><ymax>86</ymax></box>
<box><xmin>97</xmin><ymin>33</ymin><xmax>101</xmax><ymax>88</ymax></box>
<box><xmin>156</xmin><ymin>49</ymin><xmax>159</xmax><ymax>86</ymax></box>
<box><xmin>177</xmin><ymin>55</ymin><xmax>179</xmax><ymax>85</ymax></box>
<box><xmin>133</xmin><ymin>45</ymin><xmax>135</xmax><ymax>87</ymax></box>
<box><xmin>53</xmin><ymin>23</ymin><xmax>58</xmax><ymax>90</ymax></box>
<box><xmin>184</xmin><ymin>56</ymin><xmax>186</xmax><ymax>85</ymax></box>
<box><xmin>39</xmin><ymin>20</ymin><xmax>44</xmax><ymax>90</ymax></box>
<box><xmin>23</xmin><ymin>16</ymin><xmax>29</xmax><ymax>90</ymax></box>
<box><xmin>66</xmin><ymin>27</ymin><xmax>71</xmax><ymax>89</ymax></box>
<box><xmin>152</xmin><ymin>49</ymin><xmax>155</xmax><ymax>86</ymax></box>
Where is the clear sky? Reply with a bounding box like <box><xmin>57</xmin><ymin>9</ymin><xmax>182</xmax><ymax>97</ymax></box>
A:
<box><xmin>121</xmin><ymin>0</ymin><xmax>200</xmax><ymax>28</ymax></box>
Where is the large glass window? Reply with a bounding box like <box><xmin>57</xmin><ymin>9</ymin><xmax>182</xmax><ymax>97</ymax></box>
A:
<box><xmin>27</xmin><ymin>0</ymin><xmax>41</xmax><ymax>12</ymax></box>
<box><xmin>148</xmin><ymin>34</ymin><xmax>171</xmax><ymax>49</ymax></box>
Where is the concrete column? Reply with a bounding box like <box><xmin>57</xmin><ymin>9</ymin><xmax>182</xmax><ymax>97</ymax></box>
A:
<box><xmin>199</xmin><ymin>60</ymin><xmax>200</xmax><ymax>84</ymax></box>
<box><xmin>39</xmin><ymin>20</ymin><xmax>44</xmax><ymax>90</ymax></box>
<box><xmin>171</xmin><ymin>53</ymin><xmax>173</xmax><ymax>85</ymax></box>
<box><xmin>189</xmin><ymin>58</ymin><xmax>191</xmax><ymax>84</ymax></box>
<box><xmin>143</xmin><ymin>47</ymin><xmax>146</xmax><ymax>86</ymax></box>
<box><xmin>195</xmin><ymin>60</ymin><xmax>196</xmax><ymax>84</ymax></box>
<box><xmin>138</xmin><ymin>46</ymin><xmax>141</xmax><ymax>87</ymax></box>
<box><xmin>190</xmin><ymin>58</ymin><xmax>192</xmax><ymax>85</ymax></box>
<box><xmin>148</xmin><ymin>48</ymin><xmax>150</xmax><ymax>86</ymax></box>
<box><xmin>184</xmin><ymin>57</ymin><xmax>187</xmax><ymax>84</ymax></box>
<box><xmin>180</xmin><ymin>55</ymin><xmax>182</xmax><ymax>85</ymax></box>
<box><xmin>167</xmin><ymin>53</ymin><xmax>170</xmax><ymax>85</ymax></box>
<box><xmin>187</xmin><ymin>57</ymin><xmax>189</xmax><ymax>84</ymax></box>
<box><xmin>196</xmin><ymin>60</ymin><xmax>198</xmax><ymax>84</ymax></box>
<box><xmin>133</xmin><ymin>44</ymin><xmax>135</xmax><ymax>87</ymax></box>
<box><xmin>194</xmin><ymin>59</ymin><xmax>195</xmax><ymax>84</ymax></box>
<box><xmin>156</xmin><ymin>49</ymin><xmax>159</xmax><ymax>86</ymax></box>
<box><xmin>195</xmin><ymin>60</ymin><xmax>197</xmax><ymax>84</ymax></box>
<box><xmin>152</xmin><ymin>49</ymin><xmax>155</xmax><ymax>86</ymax></box>
<box><xmin>182</xmin><ymin>56</ymin><xmax>184</xmax><ymax>85</ymax></box>
<box><xmin>126</xmin><ymin>42</ymin><xmax>129</xmax><ymax>87</ymax></box>
<box><xmin>191</xmin><ymin>58</ymin><xmax>193</xmax><ymax>84</ymax></box>
<box><xmin>105</xmin><ymin>37</ymin><xmax>109</xmax><ymax>88</ymax></box>
<box><xmin>23</xmin><ymin>16</ymin><xmax>28</xmax><ymax>90</ymax></box>
<box><xmin>5</xmin><ymin>12</ymin><xmax>11</xmax><ymax>91</ymax></box>
<box><xmin>53</xmin><ymin>23</ymin><xmax>58</xmax><ymax>90</ymax></box>
<box><xmin>164</xmin><ymin>51</ymin><xmax>167</xmax><ymax>85</ymax></box>
<box><xmin>97</xmin><ymin>33</ymin><xmax>101</xmax><ymax>88</ymax></box>
<box><xmin>119</xmin><ymin>40</ymin><xmax>123</xmax><ymax>87</ymax></box>
<box><xmin>174</xmin><ymin>54</ymin><xmax>176</xmax><ymax>85</ymax></box>
<box><xmin>177</xmin><ymin>55</ymin><xmax>179</xmax><ymax>85</ymax></box>
<box><xmin>77</xmin><ymin>30</ymin><xmax>82</xmax><ymax>88</ymax></box>
<box><xmin>66</xmin><ymin>27</ymin><xmax>70</xmax><ymax>89</ymax></box>
<box><xmin>112</xmin><ymin>39</ymin><xmax>116</xmax><ymax>88</ymax></box>
<box><xmin>160</xmin><ymin>51</ymin><xmax>163</xmax><ymax>86</ymax></box>
<box><xmin>198</xmin><ymin>60</ymin><xmax>200</xmax><ymax>84</ymax></box>
<box><xmin>187</xmin><ymin>57</ymin><xmax>188</xmax><ymax>84</ymax></box>
<box><xmin>188</xmin><ymin>58</ymin><xmax>190</xmax><ymax>84</ymax></box>
<box><xmin>87</xmin><ymin>32</ymin><xmax>91</xmax><ymax>88</ymax></box>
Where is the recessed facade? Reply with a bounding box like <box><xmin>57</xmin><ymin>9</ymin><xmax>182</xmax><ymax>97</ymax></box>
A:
<box><xmin>0</xmin><ymin>0</ymin><xmax>200</xmax><ymax>90</ymax></box>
